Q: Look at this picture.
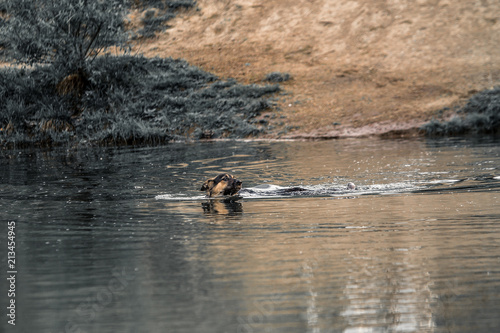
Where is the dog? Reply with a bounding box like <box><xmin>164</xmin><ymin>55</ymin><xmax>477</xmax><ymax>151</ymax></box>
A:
<box><xmin>200</xmin><ymin>173</ymin><xmax>242</xmax><ymax>197</ymax></box>
<box><xmin>201</xmin><ymin>173</ymin><xmax>356</xmax><ymax>197</ymax></box>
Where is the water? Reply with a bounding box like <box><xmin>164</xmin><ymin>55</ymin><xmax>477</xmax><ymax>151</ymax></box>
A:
<box><xmin>1</xmin><ymin>137</ymin><xmax>500</xmax><ymax>333</ymax></box>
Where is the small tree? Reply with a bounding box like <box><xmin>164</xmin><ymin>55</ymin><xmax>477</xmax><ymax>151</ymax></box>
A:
<box><xmin>0</xmin><ymin>0</ymin><xmax>129</xmax><ymax>74</ymax></box>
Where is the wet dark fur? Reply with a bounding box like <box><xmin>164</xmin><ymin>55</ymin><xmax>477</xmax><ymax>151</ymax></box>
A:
<box><xmin>200</xmin><ymin>173</ymin><xmax>242</xmax><ymax>197</ymax></box>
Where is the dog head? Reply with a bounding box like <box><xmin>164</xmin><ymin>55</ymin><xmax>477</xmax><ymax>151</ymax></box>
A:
<box><xmin>200</xmin><ymin>173</ymin><xmax>242</xmax><ymax>197</ymax></box>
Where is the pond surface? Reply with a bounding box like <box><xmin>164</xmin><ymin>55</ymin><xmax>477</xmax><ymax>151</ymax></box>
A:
<box><xmin>1</xmin><ymin>137</ymin><xmax>500</xmax><ymax>333</ymax></box>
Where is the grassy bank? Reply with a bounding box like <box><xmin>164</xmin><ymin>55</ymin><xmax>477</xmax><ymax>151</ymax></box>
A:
<box><xmin>421</xmin><ymin>87</ymin><xmax>500</xmax><ymax>136</ymax></box>
<box><xmin>0</xmin><ymin>55</ymin><xmax>280</xmax><ymax>148</ymax></box>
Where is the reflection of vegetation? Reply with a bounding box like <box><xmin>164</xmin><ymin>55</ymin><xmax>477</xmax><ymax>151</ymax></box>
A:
<box><xmin>422</xmin><ymin>87</ymin><xmax>500</xmax><ymax>136</ymax></box>
<box><xmin>0</xmin><ymin>56</ymin><xmax>279</xmax><ymax>147</ymax></box>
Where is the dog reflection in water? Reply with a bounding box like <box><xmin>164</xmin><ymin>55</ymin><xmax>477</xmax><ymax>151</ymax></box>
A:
<box><xmin>201</xmin><ymin>200</ymin><xmax>243</xmax><ymax>216</ymax></box>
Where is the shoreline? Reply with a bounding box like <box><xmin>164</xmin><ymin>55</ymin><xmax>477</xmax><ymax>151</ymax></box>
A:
<box><xmin>2</xmin><ymin>0</ymin><xmax>500</xmax><ymax>148</ymax></box>
<box><xmin>278</xmin><ymin>120</ymin><xmax>426</xmax><ymax>140</ymax></box>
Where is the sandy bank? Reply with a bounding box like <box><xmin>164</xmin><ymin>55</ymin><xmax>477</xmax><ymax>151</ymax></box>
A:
<box><xmin>135</xmin><ymin>0</ymin><xmax>500</xmax><ymax>138</ymax></box>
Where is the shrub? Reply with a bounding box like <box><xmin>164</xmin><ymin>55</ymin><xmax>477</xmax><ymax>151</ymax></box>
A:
<box><xmin>264</xmin><ymin>72</ymin><xmax>292</xmax><ymax>83</ymax></box>
<box><xmin>133</xmin><ymin>0</ymin><xmax>197</xmax><ymax>38</ymax></box>
<box><xmin>134</xmin><ymin>0</ymin><xmax>196</xmax><ymax>10</ymax></box>
<box><xmin>0</xmin><ymin>0</ymin><xmax>128</xmax><ymax>73</ymax></box>
<box><xmin>421</xmin><ymin>87</ymin><xmax>500</xmax><ymax>136</ymax></box>
<box><xmin>0</xmin><ymin>56</ymin><xmax>280</xmax><ymax>147</ymax></box>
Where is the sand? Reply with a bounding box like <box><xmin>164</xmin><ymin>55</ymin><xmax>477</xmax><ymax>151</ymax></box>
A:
<box><xmin>133</xmin><ymin>0</ymin><xmax>500</xmax><ymax>138</ymax></box>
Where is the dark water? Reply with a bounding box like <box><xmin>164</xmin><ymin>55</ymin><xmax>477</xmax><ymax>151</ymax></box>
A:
<box><xmin>1</xmin><ymin>137</ymin><xmax>500</xmax><ymax>333</ymax></box>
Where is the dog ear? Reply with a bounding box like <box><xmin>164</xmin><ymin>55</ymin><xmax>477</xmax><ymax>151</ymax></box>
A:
<box><xmin>213</xmin><ymin>173</ymin><xmax>229</xmax><ymax>183</ymax></box>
